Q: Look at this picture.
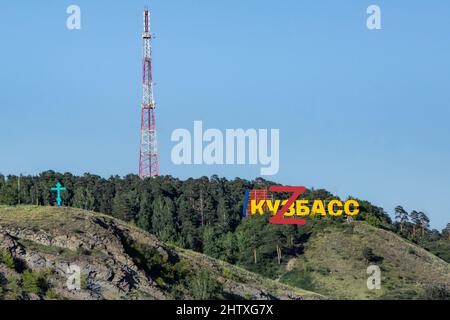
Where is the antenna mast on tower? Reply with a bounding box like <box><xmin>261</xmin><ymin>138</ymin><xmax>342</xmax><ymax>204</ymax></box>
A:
<box><xmin>139</xmin><ymin>8</ymin><xmax>159</xmax><ymax>178</ymax></box>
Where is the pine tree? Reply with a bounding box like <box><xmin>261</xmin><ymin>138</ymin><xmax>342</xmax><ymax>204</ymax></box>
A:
<box><xmin>151</xmin><ymin>197</ymin><xmax>176</xmax><ymax>243</ymax></box>
<box><xmin>136</xmin><ymin>195</ymin><xmax>152</xmax><ymax>231</ymax></box>
<box><xmin>0</xmin><ymin>180</ymin><xmax>18</xmax><ymax>205</ymax></box>
<box><xmin>177</xmin><ymin>196</ymin><xmax>200</xmax><ymax>250</ymax></box>
<box><xmin>202</xmin><ymin>225</ymin><xmax>221</xmax><ymax>258</ymax></box>
<box><xmin>112</xmin><ymin>192</ymin><xmax>136</xmax><ymax>222</ymax></box>
<box><xmin>443</xmin><ymin>223</ymin><xmax>450</xmax><ymax>239</ymax></box>
<box><xmin>418</xmin><ymin>212</ymin><xmax>430</xmax><ymax>237</ymax></box>
<box><xmin>395</xmin><ymin>206</ymin><xmax>409</xmax><ymax>232</ymax></box>
<box><xmin>410</xmin><ymin>211</ymin><xmax>420</xmax><ymax>237</ymax></box>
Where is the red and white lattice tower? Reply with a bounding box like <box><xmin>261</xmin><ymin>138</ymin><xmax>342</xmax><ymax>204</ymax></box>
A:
<box><xmin>139</xmin><ymin>9</ymin><xmax>159</xmax><ymax>178</ymax></box>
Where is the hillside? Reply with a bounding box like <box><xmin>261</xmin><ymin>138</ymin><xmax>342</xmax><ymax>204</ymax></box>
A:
<box><xmin>279</xmin><ymin>221</ymin><xmax>450</xmax><ymax>299</ymax></box>
<box><xmin>0</xmin><ymin>205</ymin><xmax>322</xmax><ymax>300</ymax></box>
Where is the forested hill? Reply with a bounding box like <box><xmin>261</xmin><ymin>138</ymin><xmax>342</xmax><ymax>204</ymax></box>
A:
<box><xmin>0</xmin><ymin>171</ymin><xmax>449</xmax><ymax>299</ymax></box>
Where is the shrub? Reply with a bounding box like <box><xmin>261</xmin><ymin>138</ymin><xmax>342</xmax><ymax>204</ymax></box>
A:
<box><xmin>0</xmin><ymin>272</ymin><xmax>6</xmax><ymax>298</ymax></box>
<box><xmin>22</xmin><ymin>270</ymin><xmax>48</xmax><ymax>295</ymax></box>
<box><xmin>171</xmin><ymin>260</ymin><xmax>191</xmax><ymax>280</ymax></box>
<box><xmin>366</xmin><ymin>214</ymin><xmax>382</xmax><ymax>228</ymax></box>
<box><xmin>0</xmin><ymin>249</ymin><xmax>16</xmax><ymax>269</ymax></box>
<box><xmin>280</xmin><ymin>268</ymin><xmax>315</xmax><ymax>292</ymax></box>
<box><xmin>45</xmin><ymin>290</ymin><xmax>65</xmax><ymax>300</ymax></box>
<box><xmin>4</xmin><ymin>275</ymin><xmax>21</xmax><ymax>299</ymax></box>
<box><xmin>189</xmin><ymin>269</ymin><xmax>223</xmax><ymax>300</ymax></box>
<box><xmin>80</xmin><ymin>274</ymin><xmax>89</xmax><ymax>290</ymax></box>
<box><xmin>222</xmin><ymin>267</ymin><xmax>242</xmax><ymax>282</ymax></box>
<box><xmin>126</xmin><ymin>240</ymin><xmax>189</xmax><ymax>286</ymax></box>
<box><xmin>155</xmin><ymin>277</ymin><xmax>165</xmax><ymax>287</ymax></box>
<box><xmin>362</xmin><ymin>247</ymin><xmax>383</xmax><ymax>264</ymax></box>
<box><xmin>421</xmin><ymin>285</ymin><xmax>450</xmax><ymax>300</ymax></box>
<box><xmin>316</xmin><ymin>266</ymin><xmax>331</xmax><ymax>276</ymax></box>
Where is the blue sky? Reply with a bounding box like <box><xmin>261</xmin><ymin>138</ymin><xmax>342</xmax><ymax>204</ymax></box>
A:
<box><xmin>0</xmin><ymin>1</ymin><xmax>449</xmax><ymax>229</ymax></box>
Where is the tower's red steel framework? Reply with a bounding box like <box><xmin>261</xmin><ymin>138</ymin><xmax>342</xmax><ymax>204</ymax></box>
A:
<box><xmin>139</xmin><ymin>9</ymin><xmax>159</xmax><ymax>178</ymax></box>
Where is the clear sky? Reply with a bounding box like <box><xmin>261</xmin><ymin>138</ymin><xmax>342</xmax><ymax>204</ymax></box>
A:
<box><xmin>0</xmin><ymin>1</ymin><xmax>449</xmax><ymax>229</ymax></box>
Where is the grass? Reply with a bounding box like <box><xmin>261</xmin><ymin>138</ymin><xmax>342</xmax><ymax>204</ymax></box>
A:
<box><xmin>18</xmin><ymin>240</ymin><xmax>67</xmax><ymax>255</ymax></box>
<box><xmin>177</xmin><ymin>247</ymin><xmax>324</xmax><ymax>299</ymax></box>
<box><xmin>22</xmin><ymin>270</ymin><xmax>48</xmax><ymax>294</ymax></box>
<box><xmin>0</xmin><ymin>267</ymin><xmax>58</xmax><ymax>299</ymax></box>
<box><xmin>280</xmin><ymin>268</ymin><xmax>315</xmax><ymax>292</ymax></box>
<box><xmin>279</xmin><ymin>222</ymin><xmax>450</xmax><ymax>300</ymax></box>
<box><xmin>0</xmin><ymin>249</ymin><xmax>16</xmax><ymax>270</ymax></box>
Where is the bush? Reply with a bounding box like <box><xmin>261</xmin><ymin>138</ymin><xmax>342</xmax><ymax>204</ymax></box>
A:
<box><xmin>316</xmin><ymin>266</ymin><xmax>331</xmax><ymax>276</ymax></box>
<box><xmin>280</xmin><ymin>268</ymin><xmax>315</xmax><ymax>292</ymax></box>
<box><xmin>45</xmin><ymin>289</ymin><xmax>65</xmax><ymax>300</ymax></box>
<box><xmin>190</xmin><ymin>269</ymin><xmax>223</xmax><ymax>300</ymax></box>
<box><xmin>421</xmin><ymin>285</ymin><xmax>450</xmax><ymax>300</ymax></box>
<box><xmin>362</xmin><ymin>247</ymin><xmax>383</xmax><ymax>264</ymax></box>
<box><xmin>0</xmin><ymin>272</ymin><xmax>6</xmax><ymax>298</ymax></box>
<box><xmin>221</xmin><ymin>267</ymin><xmax>244</xmax><ymax>282</ymax></box>
<box><xmin>4</xmin><ymin>275</ymin><xmax>21</xmax><ymax>299</ymax></box>
<box><xmin>171</xmin><ymin>260</ymin><xmax>191</xmax><ymax>280</ymax></box>
<box><xmin>22</xmin><ymin>270</ymin><xmax>48</xmax><ymax>295</ymax></box>
<box><xmin>80</xmin><ymin>274</ymin><xmax>89</xmax><ymax>290</ymax></box>
<box><xmin>0</xmin><ymin>249</ymin><xmax>16</xmax><ymax>269</ymax></box>
<box><xmin>126</xmin><ymin>239</ymin><xmax>190</xmax><ymax>286</ymax></box>
<box><xmin>155</xmin><ymin>277</ymin><xmax>165</xmax><ymax>287</ymax></box>
<box><xmin>366</xmin><ymin>214</ymin><xmax>382</xmax><ymax>228</ymax></box>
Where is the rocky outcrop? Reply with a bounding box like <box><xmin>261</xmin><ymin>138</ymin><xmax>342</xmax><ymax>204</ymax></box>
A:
<box><xmin>0</xmin><ymin>217</ymin><xmax>169</xmax><ymax>300</ymax></box>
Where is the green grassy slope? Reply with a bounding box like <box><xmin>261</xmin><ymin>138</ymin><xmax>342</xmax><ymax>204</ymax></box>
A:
<box><xmin>279</xmin><ymin>222</ymin><xmax>450</xmax><ymax>299</ymax></box>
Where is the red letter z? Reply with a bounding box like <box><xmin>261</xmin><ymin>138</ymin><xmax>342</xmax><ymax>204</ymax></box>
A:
<box><xmin>269</xmin><ymin>186</ymin><xmax>307</xmax><ymax>225</ymax></box>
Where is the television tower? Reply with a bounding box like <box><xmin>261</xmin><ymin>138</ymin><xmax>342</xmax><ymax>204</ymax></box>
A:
<box><xmin>139</xmin><ymin>9</ymin><xmax>159</xmax><ymax>178</ymax></box>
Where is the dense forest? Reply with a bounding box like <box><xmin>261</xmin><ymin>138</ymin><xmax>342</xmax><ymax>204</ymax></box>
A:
<box><xmin>0</xmin><ymin>171</ymin><xmax>449</xmax><ymax>278</ymax></box>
